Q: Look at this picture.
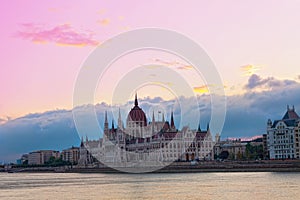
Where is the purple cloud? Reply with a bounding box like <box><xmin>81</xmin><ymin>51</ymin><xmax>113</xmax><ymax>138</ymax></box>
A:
<box><xmin>16</xmin><ymin>23</ymin><xmax>99</xmax><ymax>47</ymax></box>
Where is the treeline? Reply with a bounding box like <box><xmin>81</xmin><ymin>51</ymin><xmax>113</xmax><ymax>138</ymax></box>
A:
<box><xmin>244</xmin><ymin>143</ymin><xmax>264</xmax><ymax>160</ymax></box>
<box><xmin>15</xmin><ymin>156</ymin><xmax>73</xmax><ymax>168</ymax></box>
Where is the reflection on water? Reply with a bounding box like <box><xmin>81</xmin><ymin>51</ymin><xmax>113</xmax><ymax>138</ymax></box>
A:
<box><xmin>0</xmin><ymin>172</ymin><xmax>299</xmax><ymax>200</ymax></box>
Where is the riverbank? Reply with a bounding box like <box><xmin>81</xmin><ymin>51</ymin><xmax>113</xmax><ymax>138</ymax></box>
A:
<box><xmin>2</xmin><ymin>160</ymin><xmax>300</xmax><ymax>173</ymax></box>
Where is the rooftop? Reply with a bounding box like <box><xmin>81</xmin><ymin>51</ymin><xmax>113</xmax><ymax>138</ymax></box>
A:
<box><xmin>282</xmin><ymin>105</ymin><xmax>299</xmax><ymax>120</ymax></box>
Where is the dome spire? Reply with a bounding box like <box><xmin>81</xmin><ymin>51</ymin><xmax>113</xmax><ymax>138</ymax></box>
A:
<box><xmin>134</xmin><ymin>93</ymin><xmax>138</xmax><ymax>106</ymax></box>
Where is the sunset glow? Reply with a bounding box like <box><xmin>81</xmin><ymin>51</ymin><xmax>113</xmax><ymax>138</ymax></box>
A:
<box><xmin>1</xmin><ymin>1</ymin><xmax>300</xmax><ymax>120</ymax></box>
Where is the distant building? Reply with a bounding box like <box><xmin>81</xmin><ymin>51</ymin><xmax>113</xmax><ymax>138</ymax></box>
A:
<box><xmin>248</xmin><ymin>137</ymin><xmax>263</xmax><ymax>146</ymax></box>
<box><xmin>62</xmin><ymin>147</ymin><xmax>80</xmax><ymax>164</ymax></box>
<box><xmin>267</xmin><ymin>105</ymin><xmax>300</xmax><ymax>159</ymax></box>
<box><xmin>78</xmin><ymin>139</ymin><xmax>95</xmax><ymax>166</ymax></box>
<box><xmin>214</xmin><ymin>136</ymin><xmax>247</xmax><ymax>160</ymax></box>
<box><xmin>16</xmin><ymin>159</ymin><xmax>22</xmax><ymax>165</ymax></box>
<box><xmin>17</xmin><ymin>154</ymin><xmax>28</xmax><ymax>165</ymax></box>
<box><xmin>28</xmin><ymin>150</ymin><xmax>60</xmax><ymax>165</ymax></box>
<box><xmin>262</xmin><ymin>134</ymin><xmax>268</xmax><ymax>159</ymax></box>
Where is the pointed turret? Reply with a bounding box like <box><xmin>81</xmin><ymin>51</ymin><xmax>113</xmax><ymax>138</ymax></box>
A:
<box><xmin>162</xmin><ymin>112</ymin><xmax>165</xmax><ymax>122</ymax></box>
<box><xmin>267</xmin><ymin>119</ymin><xmax>272</xmax><ymax>128</ymax></box>
<box><xmin>207</xmin><ymin>122</ymin><xmax>210</xmax><ymax>131</ymax></box>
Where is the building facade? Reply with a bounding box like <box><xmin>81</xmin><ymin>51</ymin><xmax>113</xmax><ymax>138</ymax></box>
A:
<box><xmin>28</xmin><ymin>150</ymin><xmax>60</xmax><ymax>165</ymax></box>
<box><xmin>62</xmin><ymin>147</ymin><xmax>80</xmax><ymax>164</ymax></box>
<box><xmin>78</xmin><ymin>95</ymin><xmax>215</xmax><ymax>165</ymax></box>
<box><xmin>262</xmin><ymin>134</ymin><xmax>268</xmax><ymax>159</ymax></box>
<box><xmin>267</xmin><ymin>106</ymin><xmax>300</xmax><ymax>159</ymax></box>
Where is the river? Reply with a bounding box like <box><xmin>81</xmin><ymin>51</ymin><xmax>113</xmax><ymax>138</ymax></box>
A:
<box><xmin>0</xmin><ymin>172</ymin><xmax>299</xmax><ymax>199</ymax></box>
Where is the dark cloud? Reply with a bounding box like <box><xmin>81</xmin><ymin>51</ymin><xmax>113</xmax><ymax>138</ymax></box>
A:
<box><xmin>0</xmin><ymin>110</ymin><xmax>80</xmax><ymax>163</ymax></box>
<box><xmin>1</xmin><ymin>77</ymin><xmax>300</xmax><ymax>162</ymax></box>
<box><xmin>245</xmin><ymin>74</ymin><xmax>299</xmax><ymax>90</ymax></box>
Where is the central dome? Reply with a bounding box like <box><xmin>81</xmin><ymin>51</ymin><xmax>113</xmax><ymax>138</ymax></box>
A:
<box><xmin>127</xmin><ymin>94</ymin><xmax>147</xmax><ymax>126</ymax></box>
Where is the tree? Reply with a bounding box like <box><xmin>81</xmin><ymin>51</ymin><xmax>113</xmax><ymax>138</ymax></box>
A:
<box><xmin>219</xmin><ymin>151</ymin><xmax>229</xmax><ymax>160</ymax></box>
<box><xmin>245</xmin><ymin>143</ymin><xmax>264</xmax><ymax>160</ymax></box>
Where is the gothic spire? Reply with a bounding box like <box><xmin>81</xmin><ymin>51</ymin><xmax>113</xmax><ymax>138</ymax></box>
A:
<box><xmin>80</xmin><ymin>136</ymin><xmax>84</xmax><ymax>147</ymax></box>
<box><xmin>171</xmin><ymin>111</ymin><xmax>175</xmax><ymax>128</ymax></box>
<box><xmin>112</xmin><ymin>119</ymin><xmax>115</xmax><ymax>130</ymax></box>
<box><xmin>152</xmin><ymin>110</ymin><xmax>155</xmax><ymax>122</ymax></box>
<box><xmin>197</xmin><ymin>123</ymin><xmax>201</xmax><ymax>132</ymax></box>
<box><xmin>104</xmin><ymin>111</ymin><xmax>108</xmax><ymax>130</ymax></box>
<box><xmin>118</xmin><ymin>108</ymin><xmax>122</xmax><ymax>129</ymax></box>
<box><xmin>105</xmin><ymin>111</ymin><xmax>108</xmax><ymax>123</ymax></box>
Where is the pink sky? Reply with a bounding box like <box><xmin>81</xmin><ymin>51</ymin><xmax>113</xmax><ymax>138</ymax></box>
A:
<box><xmin>1</xmin><ymin>0</ymin><xmax>300</xmax><ymax>119</ymax></box>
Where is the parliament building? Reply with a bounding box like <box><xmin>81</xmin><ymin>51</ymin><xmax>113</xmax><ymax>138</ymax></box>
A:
<box><xmin>78</xmin><ymin>94</ymin><xmax>215</xmax><ymax>166</ymax></box>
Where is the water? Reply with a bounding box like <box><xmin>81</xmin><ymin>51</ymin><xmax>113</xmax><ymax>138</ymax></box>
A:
<box><xmin>0</xmin><ymin>172</ymin><xmax>299</xmax><ymax>200</ymax></box>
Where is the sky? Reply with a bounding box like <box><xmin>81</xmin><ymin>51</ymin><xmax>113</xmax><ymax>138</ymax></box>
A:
<box><xmin>1</xmin><ymin>1</ymin><xmax>300</xmax><ymax>162</ymax></box>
